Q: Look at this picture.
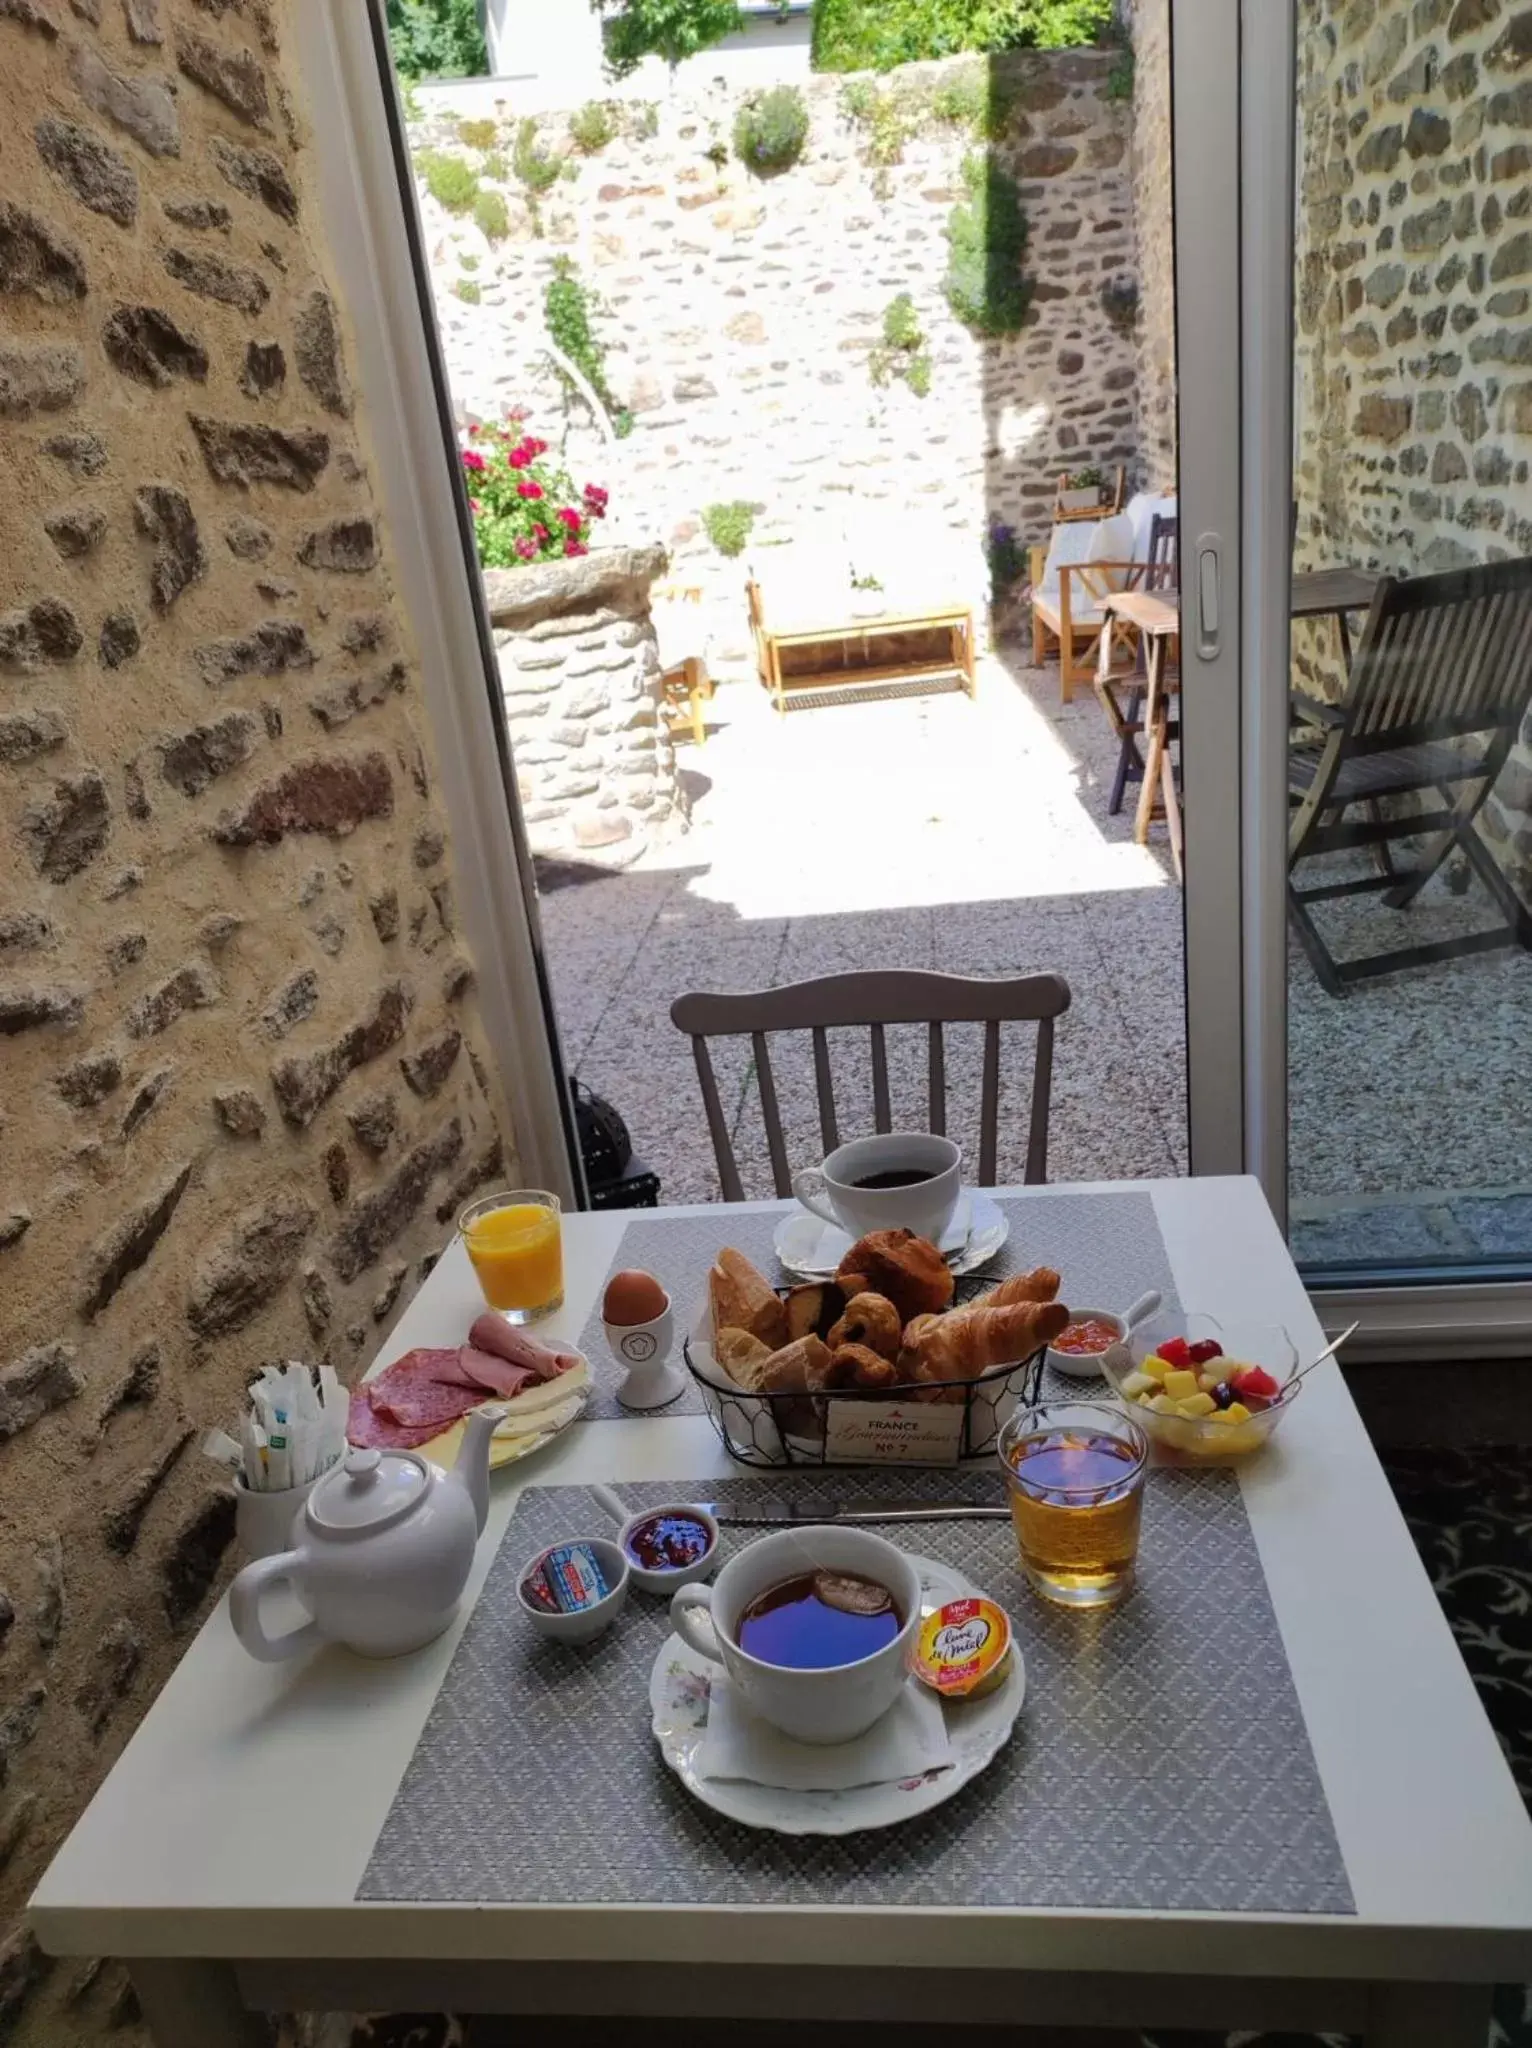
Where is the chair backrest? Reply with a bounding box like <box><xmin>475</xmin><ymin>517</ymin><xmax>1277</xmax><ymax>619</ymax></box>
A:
<box><xmin>670</xmin><ymin>969</ymin><xmax>1072</xmax><ymax>1201</ymax></box>
<box><xmin>1145</xmin><ymin>513</ymin><xmax>1178</xmax><ymax>591</ymax></box>
<box><xmin>1343</xmin><ymin>558</ymin><xmax>1532</xmax><ymax>755</ymax></box>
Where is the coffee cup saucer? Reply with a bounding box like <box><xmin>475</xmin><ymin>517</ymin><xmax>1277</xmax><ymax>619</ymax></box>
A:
<box><xmin>773</xmin><ymin>1190</ymin><xmax>1009</xmax><ymax>1281</ymax></box>
<box><xmin>649</xmin><ymin>1554</ymin><xmax>1025</xmax><ymax>1837</ymax></box>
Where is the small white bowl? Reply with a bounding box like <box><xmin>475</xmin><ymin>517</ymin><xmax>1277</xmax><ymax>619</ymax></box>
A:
<box><xmin>1046</xmin><ymin>1307</ymin><xmax>1131</xmax><ymax>1382</ymax></box>
<box><xmin>516</xmin><ymin>1537</ymin><xmax>630</xmax><ymax>1643</ymax></box>
<box><xmin>616</xmin><ymin>1501</ymin><xmax>720</xmax><ymax>1595</ymax></box>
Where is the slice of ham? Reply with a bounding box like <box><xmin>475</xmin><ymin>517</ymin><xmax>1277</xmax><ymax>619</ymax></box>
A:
<box><xmin>454</xmin><ymin>1344</ymin><xmax>536</xmax><ymax>1401</ymax></box>
<box><xmin>468</xmin><ymin>1313</ymin><xmax>580</xmax><ymax>1382</ymax></box>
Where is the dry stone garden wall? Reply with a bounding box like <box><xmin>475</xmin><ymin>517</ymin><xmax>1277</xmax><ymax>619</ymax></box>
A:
<box><xmin>0</xmin><ymin>2</ymin><xmax>511</xmax><ymax>2037</ymax></box>
<box><xmin>411</xmin><ymin>48</ymin><xmax>1144</xmax><ymax>683</ymax></box>
<box><xmin>1294</xmin><ymin>0</ymin><xmax>1532</xmax><ymax>882</ymax></box>
<box><xmin>1125</xmin><ymin>0</ymin><xmax>1176</xmax><ymax>491</ymax></box>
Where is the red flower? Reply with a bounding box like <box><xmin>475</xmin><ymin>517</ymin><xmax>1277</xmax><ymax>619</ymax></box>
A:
<box><xmin>565</xmin><ymin>541</ymin><xmax>588</xmax><ymax>558</ymax></box>
<box><xmin>557</xmin><ymin>508</ymin><xmax>582</xmax><ymax>533</ymax></box>
<box><xmin>515</xmin><ymin>537</ymin><xmax>537</xmax><ymax>561</ymax></box>
<box><xmin>526</xmin><ymin>437</ymin><xmax>548</xmax><ymax>457</ymax></box>
<box><xmin>517</xmin><ymin>480</ymin><xmax>543</xmax><ymax>501</ymax></box>
<box><xmin>508</xmin><ymin>446</ymin><xmax>531</xmax><ymax>470</ymax></box>
<box><xmin>532</xmin><ymin>522</ymin><xmax>549</xmax><ymax>542</ymax></box>
<box><xmin>461</xmin><ymin>448</ymin><xmax>485</xmax><ymax>472</ymax></box>
<box><xmin>583</xmin><ymin>483</ymin><xmax>608</xmax><ymax>504</ymax></box>
<box><xmin>468</xmin><ymin>422</ymin><xmax>481</xmax><ymax>438</ymax></box>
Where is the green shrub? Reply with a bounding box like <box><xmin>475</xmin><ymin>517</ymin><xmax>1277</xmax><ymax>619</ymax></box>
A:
<box><xmin>733</xmin><ymin>86</ymin><xmax>810</xmax><ymax>175</ymax></box>
<box><xmin>386</xmin><ymin>0</ymin><xmax>488</xmax><ymax>81</ymax></box>
<box><xmin>457</xmin><ymin>116</ymin><xmax>498</xmax><ymax>148</ymax></box>
<box><xmin>703</xmin><ymin>501</ymin><xmax>758</xmax><ymax>557</ymax></box>
<box><xmin>458</xmin><ymin>251</ymin><xmax>480</xmax><ymax>271</ymax></box>
<box><xmin>812</xmin><ymin>0</ymin><xmax>1112</xmax><ymax>70</ymax></box>
<box><xmin>630</xmin><ymin>101</ymin><xmax>661</xmax><ymax>139</ymax></box>
<box><xmin>930</xmin><ymin>64</ymin><xmax>1014</xmax><ymax>138</ymax></box>
<box><xmin>480</xmin><ymin>149</ymin><xmax>508</xmax><ymax>179</ymax></box>
<box><xmin>569</xmin><ymin>100</ymin><xmax>620</xmax><ymax>152</ymax></box>
<box><xmin>869</xmin><ymin>293</ymin><xmax>932</xmax><ymax>394</ymax></box>
<box><xmin>415</xmin><ymin>147</ymin><xmax>479</xmax><ymax>213</ymax></box>
<box><xmin>513</xmin><ymin>118</ymin><xmax>561</xmax><ymax>194</ymax></box>
<box><xmin>454</xmin><ymin>278</ymin><xmax>481</xmax><ymax>304</ymax></box>
<box><xmin>1106</xmin><ymin>45</ymin><xmax>1134</xmax><ymax>99</ymax></box>
<box><xmin>400</xmin><ymin>81</ymin><xmax>424</xmax><ymax>124</ymax></box>
<box><xmin>943</xmin><ymin>149</ymin><xmax>1030</xmax><ymax>335</ymax></box>
<box><xmin>841</xmin><ymin>81</ymin><xmax>910</xmax><ymax>167</ymax></box>
<box><xmin>473</xmin><ymin>188</ymin><xmax>509</xmax><ymax>241</ymax></box>
<box><xmin>600</xmin><ymin>0</ymin><xmax>743</xmax><ymax>76</ymax></box>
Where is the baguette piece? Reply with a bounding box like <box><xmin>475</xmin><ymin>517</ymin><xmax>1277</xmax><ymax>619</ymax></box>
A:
<box><xmin>902</xmin><ymin>1299</ymin><xmax>1070</xmax><ymax>1384</ymax></box>
<box><xmin>715</xmin><ymin>1326</ymin><xmax>775</xmax><ymax>1393</ymax></box>
<box><xmin>709</xmin><ymin>1247</ymin><xmax>788</xmax><ymax>1351</ymax></box>
<box><xmin>760</xmin><ymin>1334</ymin><xmax>832</xmax><ymax>1394</ymax></box>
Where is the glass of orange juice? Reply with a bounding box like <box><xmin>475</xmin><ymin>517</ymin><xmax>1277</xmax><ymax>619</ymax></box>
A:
<box><xmin>459</xmin><ymin>1189</ymin><xmax>563</xmax><ymax>1322</ymax></box>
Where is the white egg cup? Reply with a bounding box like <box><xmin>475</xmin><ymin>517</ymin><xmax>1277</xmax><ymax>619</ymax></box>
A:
<box><xmin>604</xmin><ymin>1295</ymin><xmax>686</xmax><ymax>1411</ymax></box>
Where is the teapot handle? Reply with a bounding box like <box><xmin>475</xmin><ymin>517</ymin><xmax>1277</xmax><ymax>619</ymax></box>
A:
<box><xmin>228</xmin><ymin>1549</ymin><xmax>324</xmax><ymax>1663</ymax></box>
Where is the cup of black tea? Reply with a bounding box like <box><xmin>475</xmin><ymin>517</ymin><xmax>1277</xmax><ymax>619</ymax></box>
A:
<box><xmin>791</xmin><ymin>1132</ymin><xmax>961</xmax><ymax>1246</ymax></box>
<box><xmin>671</xmin><ymin>1527</ymin><xmax>921</xmax><ymax>1744</ymax></box>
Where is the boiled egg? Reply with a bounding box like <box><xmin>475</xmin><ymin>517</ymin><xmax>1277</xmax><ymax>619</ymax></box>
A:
<box><xmin>602</xmin><ymin>1268</ymin><xmax>668</xmax><ymax>1326</ymax></box>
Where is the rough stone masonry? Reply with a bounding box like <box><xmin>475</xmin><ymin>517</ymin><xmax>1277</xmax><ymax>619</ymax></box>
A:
<box><xmin>0</xmin><ymin>3</ymin><xmax>513</xmax><ymax>2039</ymax></box>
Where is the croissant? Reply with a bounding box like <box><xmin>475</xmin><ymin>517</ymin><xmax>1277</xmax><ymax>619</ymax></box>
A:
<box><xmin>836</xmin><ymin>1229</ymin><xmax>954</xmax><ymax>1324</ymax></box>
<box><xmin>825</xmin><ymin>1343</ymin><xmax>897</xmax><ymax>1393</ymax></box>
<box><xmin>972</xmin><ymin>1266</ymin><xmax>1061</xmax><ymax>1310</ymax></box>
<box><xmin>902</xmin><ymin>1299</ymin><xmax>1069</xmax><ymax>1383</ymax></box>
<box><xmin>827</xmin><ymin>1291</ymin><xmax>902</xmax><ymax>1360</ymax></box>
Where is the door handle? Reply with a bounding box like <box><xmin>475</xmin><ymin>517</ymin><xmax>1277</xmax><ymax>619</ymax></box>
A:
<box><xmin>1196</xmin><ymin>535</ymin><xmax>1221</xmax><ymax>660</ymax></box>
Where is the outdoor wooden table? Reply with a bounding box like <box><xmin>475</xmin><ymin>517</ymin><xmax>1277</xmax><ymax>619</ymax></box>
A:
<box><xmin>31</xmin><ymin>1180</ymin><xmax>1532</xmax><ymax>2048</ymax></box>
<box><xmin>1291</xmin><ymin>567</ymin><xmax>1382</xmax><ymax>668</ymax></box>
<box><xmin>1100</xmin><ymin>587</ymin><xmax>1183</xmax><ymax>881</ymax></box>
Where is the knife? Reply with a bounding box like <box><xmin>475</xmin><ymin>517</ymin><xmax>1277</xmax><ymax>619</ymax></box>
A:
<box><xmin>695</xmin><ymin>1500</ymin><xmax>1011</xmax><ymax>1527</ymax></box>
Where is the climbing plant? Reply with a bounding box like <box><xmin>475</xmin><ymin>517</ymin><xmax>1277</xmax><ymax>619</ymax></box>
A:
<box><xmin>943</xmin><ymin>149</ymin><xmax>1030</xmax><ymax>336</ymax></box>
<box><xmin>596</xmin><ymin>0</ymin><xmax>743</xmax><ymax>76</ymax></box>
<box><xmin>385</xmin><ymin>0</ymin><xmax>487</xmax><ymax>80</ymax></box>
<box><xmin>543</xmin><ymin>259</ymin><xmax>634</xmax><ymax>437</ymax></box>
<box><xmin>811</xmin><ymin>0</ymin><xmax>1111</xmax><ymax>70</ymax></box>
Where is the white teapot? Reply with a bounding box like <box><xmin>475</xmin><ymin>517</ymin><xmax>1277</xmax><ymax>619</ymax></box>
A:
<box><xmin>229</xmin><ymin>1407</ymin><xmax>503</xmax><ymax>1661</ymax></box>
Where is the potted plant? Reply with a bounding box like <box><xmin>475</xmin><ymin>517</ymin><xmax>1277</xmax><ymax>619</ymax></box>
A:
<box><xmin>1057</xmin><ymin>466</ymin><xmax>1105</xmax><ymax>513</ymax></box>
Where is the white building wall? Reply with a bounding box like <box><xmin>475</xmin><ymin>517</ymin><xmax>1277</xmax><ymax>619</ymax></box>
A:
<box><xmin>480</xmin><ymin>0</ymin><xmax>813</xmax><ymax>103</ymax></box>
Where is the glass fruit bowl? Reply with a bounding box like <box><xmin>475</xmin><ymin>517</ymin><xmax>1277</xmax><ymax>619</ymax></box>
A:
<box><xmin>1098</xmin><ymin>1312</ymin><xmax>1300</xmax><ymax>1460</ymax></box>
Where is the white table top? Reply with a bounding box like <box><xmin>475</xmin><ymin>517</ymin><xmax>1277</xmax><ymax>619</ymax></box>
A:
<box><xmin>31</xmin><ymin>1178</ymin><xmax>1532</xmax><ymax>1983</ymax></box>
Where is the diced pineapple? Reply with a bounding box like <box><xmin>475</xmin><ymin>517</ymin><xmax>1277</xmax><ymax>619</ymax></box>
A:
<box><xmin>1163</xmin><ymin>1368</ymin><xmax>1199</xmax><ymax>1402</ymax></box>
<box><xmin>1224</xmin><ymin>1400</ymin><xmax>1250</xmax><ymax>1423</ymax></box>
<box><xmin>1177</xmin><ymin>1390</ymin><xmax>1217</xmax><ymax>1418</ymax></box>
<box><xmin>1198</xmin><ymin>1371</ymin><xmax>1222</xmax><ymax>1392</ymax></box>
<box><xmin>1120</xmin><ymin>1370</ymin><xmax>1158</xmax><ymax>1397</ymax></box>
<box><xmin>1139</xmin><ymin>1354</ymin><xmax>1171</xmax><ymax>1382</ymax></box>
<box><xmin>1149</xmin><ymin>1392</ymin><xmax>1178</xmax><ymax>1415</ymax></box>
<box><xmin>1207</xmin><ymin>1408</ymin><xmax>1237</xmax><ymax>1425</ymax></box>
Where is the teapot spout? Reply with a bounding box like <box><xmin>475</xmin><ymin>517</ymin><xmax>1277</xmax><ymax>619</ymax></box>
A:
<box><xmin>452</xmin><ymin>1405</ymin><xmax>504</xmax><ymax>1535</ymax></box>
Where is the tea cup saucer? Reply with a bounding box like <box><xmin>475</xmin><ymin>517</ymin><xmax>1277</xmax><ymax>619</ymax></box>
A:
<box><xmin>773</xmin><ymin>1190</ymin><xmax>1009</xmax><ymax>1280</ymax></box>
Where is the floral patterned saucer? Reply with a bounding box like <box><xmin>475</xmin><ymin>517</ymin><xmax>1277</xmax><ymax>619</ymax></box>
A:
<box><xmin>648</xmin><ymin>1555</ymin><xmax>1026</xmax><ymax>1836</ymax></box>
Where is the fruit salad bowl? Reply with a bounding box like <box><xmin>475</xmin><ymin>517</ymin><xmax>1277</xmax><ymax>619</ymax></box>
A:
<box><xmin>1099</xmin><ymin>1313</ymin><xmax>1300</xmax><ymax>1460</ymax></box>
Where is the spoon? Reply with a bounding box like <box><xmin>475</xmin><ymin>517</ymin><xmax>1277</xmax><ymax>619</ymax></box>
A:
<box><xmin>1286</xmin><ymin>1320</ymin><xmax>1359</xmax><ymax>1391</ymax></box>
<box><xmin>1119</xmin><ymin>1289</ymin><xmax>1161</xmax><ymax>1333</ymax></box>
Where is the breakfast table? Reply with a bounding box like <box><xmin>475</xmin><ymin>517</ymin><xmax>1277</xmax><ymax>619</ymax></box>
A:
<box><xmin>30</xmin><ymin>1176</ymin><xmax>1532</xmax><ymax>2047</ymax></box>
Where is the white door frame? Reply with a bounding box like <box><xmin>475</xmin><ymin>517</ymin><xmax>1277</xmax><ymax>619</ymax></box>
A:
<box><xmin>290</xmin><ymin>1</ymin><xmax>583</xmax><ymax>1205</ymax></box>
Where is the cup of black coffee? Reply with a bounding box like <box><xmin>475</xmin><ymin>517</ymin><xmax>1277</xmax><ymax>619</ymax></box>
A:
<box><xmin>670</xmin><ymin>1528</ymin><xmax>921</xmax><ymax>1744</ymax></box>
<box><xmin>791</xmin><ymin>1132</ymin><xmax>962</xmax><ymax>1245</ymax></box>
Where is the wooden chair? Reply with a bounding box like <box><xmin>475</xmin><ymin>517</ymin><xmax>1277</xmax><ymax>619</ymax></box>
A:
<box><xmin>1288</xmin><ymin>558</ymin><xmax>1532</xmax><ymax>996</ymax></box>
<box><xmin>660</xmin><ymin>654</ymin><xmax>711</xmax><ymax>746</ymax></box>
<box><xmin>1094</xmin><ymin>514</ymin><xmax>1180</xmax><ymax>814</ymax></box>
<box><xmin>670</xmin><ymin>969</ymin><xmax>1072</xmax><ymax>1199</ymax></box>
<box><xmin>1030</xmin><ymin>529</ymin><xmax>1144</xmax><ymax>703</ymax></box>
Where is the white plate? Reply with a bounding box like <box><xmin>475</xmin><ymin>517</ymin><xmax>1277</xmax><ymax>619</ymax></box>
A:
<box><xmin>773</xmin><ymin>1191</ymin><xmax>1011</xmax><ymax>1281</ymax></box>
<box><xmin>417</xmin><ymin>1355</ymin><xmax>592</xmax><ymax>1473</ymax></box>
<box><xmin>649</xmin><ymin>1554</ymin><xmax>1025</xmax><ymax>1836</ymax></box>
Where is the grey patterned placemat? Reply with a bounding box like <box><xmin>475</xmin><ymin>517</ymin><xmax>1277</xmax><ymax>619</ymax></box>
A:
<box><xmin>359</xmin><ymin>1468</ymin><xmax>1352</xmax><ymax>1915</ymax></box>
<box><xmin>577</xmin><ymin>1191</ymin><xmax>1182</xmax><ymax>1418</ymax></box>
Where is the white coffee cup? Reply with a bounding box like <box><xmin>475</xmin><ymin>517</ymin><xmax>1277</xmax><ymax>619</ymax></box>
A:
<box><xmin>670</xmin><ymin>1526</ymin><xmax>920</xmax><ymax>1745</ymax></box>
<box><xmin>791</xmin><ymin>1132</ymin><xmax>961</xmax><ymax>1246</ymax></box>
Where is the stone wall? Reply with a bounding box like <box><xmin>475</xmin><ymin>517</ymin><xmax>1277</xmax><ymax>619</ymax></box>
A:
<box><xmin>1126</xmin><ymin>0</ymin><xmax>1177</xmax><ymax>491</ymax></box>
<box><xmin>0</xmin><ymin>2</ymin><xmax>511</xmax><ymax>2037</ymax></box>
<box><xmin>487</xmin><ymin>545</ymin><xmax>680</xmax><ymax>859</ymax></box>
<box><xmin>410</xmin><ymin>49</ymin><xmax>1142</xmax><ymax>672</ymax></box>
<box><xmin>1293</xmin><ymin>0</ymin><xmax>1532</xmax><ymax>877</ymax></box>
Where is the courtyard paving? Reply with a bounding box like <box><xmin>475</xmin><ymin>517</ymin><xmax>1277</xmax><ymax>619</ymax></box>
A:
<box><xmin>538</xmin><ymin>649</ymin><xmax>1532</xmax><ymax>1270</ymax></box>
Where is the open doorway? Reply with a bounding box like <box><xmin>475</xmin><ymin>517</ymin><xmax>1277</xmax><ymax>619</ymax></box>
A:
<box><xmin>386</xmin><ymin>0</ymin><xmax>1185</xmax><ymax>1204</ymax></box>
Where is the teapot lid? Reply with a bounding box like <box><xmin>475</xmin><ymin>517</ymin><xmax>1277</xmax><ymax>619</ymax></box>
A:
<box><xmin>308</xmin><ymin>1447</ymin><xmax>430</xmax><ymax>1537</ymax></box>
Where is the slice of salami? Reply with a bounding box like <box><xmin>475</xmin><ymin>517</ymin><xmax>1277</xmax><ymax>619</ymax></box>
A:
<box><xmin>350</xmin><ymin>1347</ymin><xmax>486</xmax><ymax>1445</ymax></box>
<box><xmin>346</xmin><ymin>1384</ymin><xmax>449</xmax><ymax>1452</ymax></box>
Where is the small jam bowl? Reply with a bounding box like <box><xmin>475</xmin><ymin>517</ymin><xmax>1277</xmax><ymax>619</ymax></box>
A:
<box><xmin>1045</xmin><ymin>1307</ymin><xmax>1131</xmax><ymax>1383</ymax></box>
<box><xmin>516</xmin><ymin>1536</ymin><xmax>629</xmax><ymax>1644</ymax></box>
<box><xmin>617</xmin><ymin>1501</ymin><xmax>720</xmax><ymax>1595</ymax></box>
